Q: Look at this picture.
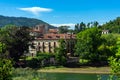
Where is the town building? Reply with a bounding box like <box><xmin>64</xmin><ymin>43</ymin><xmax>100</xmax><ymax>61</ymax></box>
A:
<box><xmin>102</xmin><ymin>30</ymin><xmax>109</xmax><ymax>34</ymax></box>
<box><xmin>29</xmin><ymin>24</ymin><xmax>76</xmax><ymax>57</ymax></box>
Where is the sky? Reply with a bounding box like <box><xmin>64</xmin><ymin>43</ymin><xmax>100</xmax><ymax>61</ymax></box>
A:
<box><xmin>0</xmin><ymin>0</ymin><xmax>120</xmax><ymax>28</ymax></box>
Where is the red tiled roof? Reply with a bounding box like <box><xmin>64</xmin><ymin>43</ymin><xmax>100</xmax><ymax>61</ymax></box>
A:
<box><xmin>30</xmin><ymin>30</ymin><xmax>42</xmax><ymax>33</ymax></box>
<box><xmin>49</xmin><ymin>29</ymin><xmax>58</xmax><ymax>33</ymax></box>
<box><xmin>37</xmin><ymin>33</ymin><xmax>76</xmax><ymax>40</ymax></box>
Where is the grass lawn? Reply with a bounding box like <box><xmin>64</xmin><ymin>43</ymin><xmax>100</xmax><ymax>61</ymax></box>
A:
<box><xmin>38</xmin><ymin>66</ymin><xmax>111</xmax><ymax>74</ymax></box>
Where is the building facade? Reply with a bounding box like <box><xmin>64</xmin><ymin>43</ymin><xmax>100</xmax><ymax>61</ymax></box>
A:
<box><xmin>29</xmin><ymin>24</ymin><xmax>76</xmax><ymax>57</ymax></box>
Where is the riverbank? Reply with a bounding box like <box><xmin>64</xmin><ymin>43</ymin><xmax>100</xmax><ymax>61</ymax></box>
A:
<box><xmin>38</xmin><ymin>66</ymin><xmax>111</xmax><ymax>74</ymax></box>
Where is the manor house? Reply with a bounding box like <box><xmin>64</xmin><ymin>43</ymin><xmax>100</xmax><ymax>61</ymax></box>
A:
<box><xmin>29</xmin><ymin>24</ymin><xmax>76</xmax><ymax>57</ymax></box>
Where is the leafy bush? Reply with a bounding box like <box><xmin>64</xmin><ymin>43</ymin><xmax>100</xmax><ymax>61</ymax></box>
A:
<box><xmin>0</xmin><ymin>59</ymin><xmax>13</xmax><ymax>80</ymax></box>
<box><xmin>26</xmin><ymin>58</ymin><xmax>41</xmax><ymax>68</ymax></box>
<box><xmin>36</xmin><ymin>52</ymin><xmax>54</xmax><ymax>59</ymax></box>
<box><xmin>0</xmin><ymin>42</ymin><xmax>13</xmax><ymax>80</ymax></box>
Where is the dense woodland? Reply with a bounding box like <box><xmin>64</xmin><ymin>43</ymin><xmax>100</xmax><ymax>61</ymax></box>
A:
<box><xmin>1</xmin><ymin>16</ymin><xmax>120</xmax><ymax>79</ymax></box>
<box><xmin>102</xmin><ymin>17</ymin><xmax>120</xmax><ymax>33</ymax></box>
<box><xmin>0</xmin><ymin>15</ymin><xmax>56</xmax><ymax>29</ymax></box>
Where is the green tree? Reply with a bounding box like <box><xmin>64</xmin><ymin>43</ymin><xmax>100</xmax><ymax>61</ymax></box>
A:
<box><xmin>74</xmin><ymin>23</ymin><xmax>80</xmax><ymax>33</ymax></box>
<box><xmin>93</xmin><ymin>21</ymin><xmax>99</xmax><ymax>27</ymax></box>
<box><xmin>75</xmin><ymin>27</ymin><xmax>102</xmax><ymax>62</ymax></box>
<box><xmin>74</xmin><ymin>22</ymin><xmax>86</xmax><ymax>34</ymax></box>
<box><xmin>0</xmin><ymin>25</ymin><xmax>32</xmax><ymax>62</ymax></box>
<box><xmin>55</xmin><ymin>39</ymin><xmax>67</xmax><ymax>65</ymax></box>
<box><xmin>58</xmin><ymin>26</ymin><xmax>69</xmax><ymax>33</ymax></box>
<box><xmin>0</xmin><ymin>42</ymin><xmax>13</xmax><ymax>80</ymax></box>
<box><xmin>97</xmin><ymin>34</ymin><xmax>117</xmax><ymax>61</ymax></box>
<box><xmin>108</xmin><ymin>37</ymin><xmax>120</xmax><ymax>79</ymax></box>
<box><xmin>80</xmin><ymin>22</ymin><xmax>86</xmax><ymax>30</ymax></box>
<box><xmin>101</xmin><ymin>17</ymin><xmax>120</xmax><ymax>33</ymax></box>
<box><xmin>87</xmin><ymin>22</ymin><xmax>91</xmax><ymax>29</ymax></box>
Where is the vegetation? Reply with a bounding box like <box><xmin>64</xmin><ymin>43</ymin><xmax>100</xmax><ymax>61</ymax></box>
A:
<box><xmin>0</xmin><ymin>42</ymin><xmax>13</xmax><ymax>80</ymax></box>
<box><xmin>108</xmin><ymin>37</ymin><xmax>120</xmax><ymax>79</ymax></box>
<box><xmin>58</xmin><ymin>26</ymin><xmax>69</xmax><ymax>33</ymax></box>
<box><xmin>0</xmin><ymin>15</ymin><xmax>56</xmax><ymax>29</ymax></box>
<box><xmin>75</xmin><ymin>27</ymin><xmax>118</xmax><ymax>66</ymax></box>
<box><xmin>0</xmin><ymin>59</ymin><xmax>13</xmax><ymax>80</ymax></box>
<box><xmin>75</xmin><ymin>27</ymin><xmax>102</xmax><ymax>63</ymax></box>
<box><xmin>74</xmin><ymin>21</ymin><xmax>99</xmax><ymax>34</ymax></box>
<box><xmin>55</xmin><ymin>39</ymin><xmax>67</xmax><ymax>65</ymax></box>
<box><xmin>1</xmin><ymin>16</ymin><xmax>120</xmax><ymax>79</ymax></box>
<box><xmin>101</xmin><ymin>17</ymin><xmax>120</xmax><ymax>33</ymax></box>
<box><xmin>0</xmin><ymin>25</ymin><xmax>33</xmax><ymax>62</ymax></box>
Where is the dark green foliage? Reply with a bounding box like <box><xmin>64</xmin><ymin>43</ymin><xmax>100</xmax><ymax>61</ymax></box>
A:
<box><xmin>26</xmin><ymin>58</ymin><xmax>41</xmax><ymax>68</ymax></box>
<box><xmin>74</xmin><ymin>22</ymin><xmax>86</xmax><ymax>33</ymax></box>
<box><xmin>93</xmin><ymin>21</ymin><xmax>99</xmax><ymax>27</ymax></box>
<box><xmin>0</xmin><ymin>42</ymin><xmax>13</xmax><ymax>80</ymax></box>
<box><xmin>75</xmin><ymin>28</ymin><xmax>102</xmax><ymax>62</ymax></box>
<box><xmin>74</xmin><ymin>21</ymin><xmax>99</xmax><ymax>34</ymax></box>
<box><xmin>36</xmin><ymin>53</ymin><xmax>54</xmax><ymax>60</ymax></box>
<box><xmin>58</xmin><ymin>26</ymin><xmax>69</xmax><ymax>33</ymax></box>
<box><xmin>99</xmin><ymin>34</ymin><xmax>117</xmax><ymax>59</ymax></box>
<box><xmin>37</xmin><ymin>53</ymin><xmax>55</xmax><ymax>67</ymax></box>
<box><xmin>55</xmin><ymin>39</ymin><xmax>67</xmax><ymax>65</ymax></box>
<box><xmin>99</xmin><ymin>34</ymin><xmax>117</xmax><ymax>60</ymax></box>
<box><xmin>0</xmin><ymin>25</ymin><xmax>33</xmax><ymax>62</ymax></box>
<box><xmin>108</xmin><ymin>37</ymin><xmax>120</xmax><ymax>79</ymax></box>
<box><xmin>0</xmin><ymin>15</ymin><xmax>56</xmax><ymax>29</ymax></box>
<box><xmin>0</xmin><ymin>59</ymin><xmax>13</xmax><ymax>80</ymax></box>
<box><xmin>74</xmin><ymin>24</ymin><xmax>80</xmax><ymax>33</ymax></box>
<box><xmin>75</xmin><ymin>27</ymin><xmax>117</xmax><ymax>65</ymax></box>
<box><xmin>101</xmin><ymin>17</ymin><xmax>120</xmax><ymax>33</ymax></box>
<box><xmin>26</xmin><ymin>53</ymin><xmax>55</xmax><ymax>68</ymax></box>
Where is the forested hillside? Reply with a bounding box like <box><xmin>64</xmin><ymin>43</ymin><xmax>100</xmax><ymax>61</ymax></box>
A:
<box><xmin>101</xmin><ymin>17</ymin><xmax>120</xmax><ymax>33</ymax></box>
<box><xmin>0</xmin><ymin>15</ymin><xmax>56</xmax><ymax>28</ymax></box>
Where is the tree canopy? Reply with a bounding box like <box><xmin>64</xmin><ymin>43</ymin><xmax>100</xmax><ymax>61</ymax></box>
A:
<box><xmin>0</xmin><ymin>42</ymin><xmax>13</xmax><ymax>80</ymax></box>
<box><xmin>58</xmin><ymin>26</ymin><xmax>70</xmax><ymax>33</ymax></box>
<box><xmin>101</xmin><ymin>17</ymin><xmax>120</xmax><ymax>33</ymax></box>
<box><xmin>75</xmin><ymin>27</ymin><xmax>102</xmax><ymax>62</ymax></box>
<box><xmin>55</xmin><ymin>39</ymin><xmax>67</xmax><ymax>65</ymax></box>
<box><xmin>0</xmin><ymin>25</ymin><xmax>33</xmax><ymax>61</ymax></box>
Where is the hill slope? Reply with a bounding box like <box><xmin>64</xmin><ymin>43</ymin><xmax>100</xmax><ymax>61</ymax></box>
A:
<box><xmin>101</xmin><ymin>17</ymin><xmax>120</xmax><ymax>33</ymax></box>
<box><xmin>0</xmin><ymin>15</ymin><xmax>56</xmax><ymax>29</ymax></box>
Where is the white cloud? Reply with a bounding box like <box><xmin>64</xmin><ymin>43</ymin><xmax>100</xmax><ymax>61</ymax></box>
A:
<box><xmin>18</xmin><ymin>7</ymin><xmax>52</xmax><ymax>15</ymax></box>
<box><xmin>51</xmin><ymin>23</ymin><xmax>75</xmax><ymax>27</ymax></box>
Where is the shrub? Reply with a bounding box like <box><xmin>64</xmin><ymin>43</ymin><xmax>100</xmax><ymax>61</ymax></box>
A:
<box><xmin>0</xmin><ymin>59</ymin><xmax>13</xmax><ymax>80</ymax></box>
<box><xmin>26</xmin><ymin>58</ymin><xmax>40</xmax><ymax>68</ymax></box>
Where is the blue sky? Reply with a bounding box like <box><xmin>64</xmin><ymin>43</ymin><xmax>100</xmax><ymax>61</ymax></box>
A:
<box><xmin>0</xmin><ymin>0</ymin><xmax>120</xmax><ymax>28</ymax></box>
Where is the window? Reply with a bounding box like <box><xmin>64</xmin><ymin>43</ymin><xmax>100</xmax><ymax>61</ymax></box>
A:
<box><xmin>48</xmin><ymin>42</ymin><xmax>51</xmax><ymax>53</ymax></box>
<box><xmin>42</xmin><ymin>42</ymin><xmax>45</xmax><ymax>52</ymax></box>
<box><xmin>54</xmin><ymin>42</ymin><xmax>56</xmax><ymax>48</ymax></box>
<box><xmin>56</xmin><ymin>36</ymin><xmax>60</xmax><ymax>38</ymax></box>
<box><xmin>48</xmin><ymin>36</ymin><xmax>52</xmax><ymax>38</ymax></box>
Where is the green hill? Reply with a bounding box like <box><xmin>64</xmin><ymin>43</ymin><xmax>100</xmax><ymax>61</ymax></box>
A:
<box><xmin>101</xmin><ymin>17</ymin><xmax>120</xmax><ymax>33</ymax></box>
<box><xmin>0</xmin><ymin>15</ymin><xmax>56</xmax><ymax>29</ymax></box>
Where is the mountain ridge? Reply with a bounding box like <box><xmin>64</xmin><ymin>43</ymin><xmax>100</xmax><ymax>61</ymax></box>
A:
<box><xmin>0</xmin><ymin>15</ymin><xmax>56</xmax><ymax>29</ymax></box>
